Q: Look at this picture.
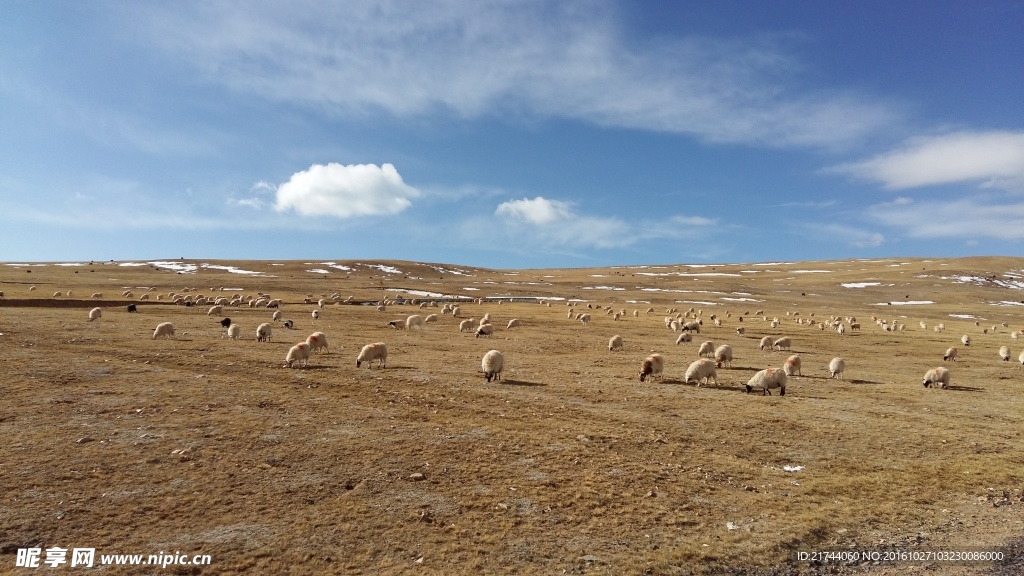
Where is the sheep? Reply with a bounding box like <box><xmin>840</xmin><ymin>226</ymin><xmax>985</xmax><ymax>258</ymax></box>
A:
<box><xmin>451</xmin><ymin>306</ymin><xmax>461</xmax><ymax>317</ymax></box>
<box><xmin>266</xmin><ymin>299</ymin><xmax>282</xmax><ymax>308</ymax></box>
<box><xmin>682</xmin><ymin>321</ymin><xmax>701</xmax><ymax>333</ymax></box>
<box><xmin>256</xmin><ymin>323</ymin><xmax>273</xmax><ymax>342</ymax></box>
<box><xmin>139</xmin><ymin>294</ymin><xmax>150</xmax><ymax>301</ymax></box>
<box><xmin>283</xmin><ymin>320</ymin><xmax>294</xmax><ymax>329</ymax></box>
<box><xmin>713</xmin><ymin>344</ymin><xmax>733</xmax><ymax>369</ymax></box>
<box><xmin>459</xmin><ymin>319</ymin><xmax>474</xmax><ymax>332</ymax></box>
<box><xmin>0</xmin><ymin>291</ymin><xmax>4</xmax><ymax>299</ymax></box>
<box><xmin>685</xmin><ymin>358</ymin><xmax>718</xmax><ymax>386</ymax></box>
<box><xmin>273</xmin><ymin>310</ymin><xmax>283</xmax><ymax>322</ymax></box>
<box><xmin>675</xmin><ymin>332</ymin><xmax>692</xmax><ymax>345</ymax></box>
<box><xmin>29</xmin><ymin>286</ymin><xmax>36</xmax><ymax>291</ymax></box>
<box><xmin>697</xmin><ymin>340</ymin><xmax>715</xmax><ymax>358</ymax></box>
<box><xmin>204</xmin><ymin>305</ymin><xmax>221</xmax><ymax>316</ymax></box>
<box><xmin>1013</xmin><ymin>331</ymin><xmax>1020</xmax><ymax>341</ymax></box>
<box><xmin>53</xmin><ymin>291</ymin><xmax>62</xmax><ymax>298</ymax></box>
<box><xmin>475</xmin><ymin>323</ymin><xmax>494</xmax><ymax>338</ymax></box>
<box><xmin>745</xmin><ymin>368</ymin><xmax>786</xmax><ymax>396</ymax></box>
<box><xmin>306</xmin><ymin>331</ymin><xmax>329</xmax><ymax>354</ymax></box>
<box><xmin>482</xmin><ymin>349</ymin><xmax>504</xmax><ymax>382</ymax></box>
<box><xmin>425</xmin><ymin>314</ymin><xmax>439</xmax><ymax>323</ymax></box>
<box><xmin>507</xmin><ymin>318</ymin><xmax>521</xmax><ymax>330</ymax></box>
<box><xmin>312</xmin><ymin>309</ymin><xmax>320</xmax><ymax>320</ymax></box>
<box><xmin>735</xmin><ymin>327</ymin><xmax>745</xmax><ymax>335</ymax></box>
<box><xmin>406</xmin><ymin>314</ymin><xmax>425</xmax><ymax>330</ymax></box>
<box><xmin>837</xmin><ymin>323</ymin><xmax>846</xmax><ymax>336</ymax></box>
<box><xmin>829</xmin><ymin>357</ymin><xmax>846</xmax><ymax>379</ymax></box>
<box><xmin>285</xmin><ymin>342</ymin><xmax>311</xmax><ymax>368</ymax></box>
<box><xmin>999</xmin><ymin>345</ymin><xmax>1011</xmax><ymax>361</ymax></box>
<box><xmin>758</xmin><ymin>335</ymin><xmax>773</xmax><ymax>350</ymax></box>
<box><xmin>1020</xmin><ymin>350</ymin><xmax>1024</xmax><ymax>366</ymax></box>
<box><xmin>961</xmin><ymin>335</ymin><xmax>970</xmax><ymax>347</ymax></box>
<box><xmin>579</xmin><ymin>313</ymin><xmax>592</xmax><ymax>325</ymax></box>
<box><xmin>88</xmin><ymin>307</ymin><xmax>102</xmax><ymax>321</ymax></box>
<box><xmin>152</xmin><ymin>322</ymin><xmax>175</xmax><ymax>339</ymax></box>
<box><xmin>91</xmin><ymin>292</ymin><xmax>102</xmax><ymax>298</ymax></box>
<box><xmin>922</xmin><ymin>366</ymin><xmax>951</xmax><ymax>389</ymax></box>
<box><xmin>773</xmin><ymin>337</ymin><xmax>792</xmax><ymax>351</ymax></box>
<box><xmin>356</xmin><ymin>342</ymin><xmax>388</xmax><ymax>368</ymax></box>
<box><xmin>126</xmin><ymin>304</ymin><xmax>137</xmax><ymax>313</ymax></box>
<box><xmin>943</xmin><ymin>347</ymin><xmax>958</xmax><ymax>361</ymax></box>
<box><xmin>227</xmin><ymin>324</ymin><xmax>241</xmax><ymax>339</ymax></box>
<box><xmin>783</xmin><ymin>355</ymin><xmax>801</xmax><ymax>376</ymax></box>
<box><xmin>607</xmin><ymin>334</ymin><xmax>625</xmax><ymax>351</ymax></box>
<box><xmin>638</xmin><ymin>353</ymin><xmax>664</xmax><ymax>382</ymax></box>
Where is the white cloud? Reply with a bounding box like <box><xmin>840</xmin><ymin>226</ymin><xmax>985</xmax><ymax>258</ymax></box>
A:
<box><xmin>672</xmin><ymin>215</ymin><xmax>717</xmax><ymax>226</ymax></box>
<box><xmin>833</xmin><ymin>131</ymin><xmax>1024</xmax><ymax>191</ymax></box>
<box><xmin>869</xmin><ymin>197</ymin><xmax>1024</xmax><ymax>240</ymax></box>
<box><xmin>496</xmin><ymin>197</ymin><xmax>574</xmax><ymax>225</ymax></box>
<box><xmin>274</xmin><ymin>163</ymin><xmax>419</xmax><ymax>218</ymax></box>
<box><xmin>133</xmin><ymin>1</ymin><xmax>898</xmax><ymax>149</ymax></box>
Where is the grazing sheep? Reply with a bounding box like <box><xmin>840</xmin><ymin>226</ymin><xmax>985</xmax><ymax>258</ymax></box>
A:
<box><xmin>273</xmin><ymin>310</ymin><xmax>283</xmax><ymax>322</ymax></box>
<box><xmin>507</xmin><ymin>318</ymin><xmax>521</xmax><ymax>330</ymax></box>
<box><xmin>682</xmin><ymin>321</ymin><xmax>701</xmax><ymax>333</ymax></box>
<box><xmin>29</xmin><ymin>286</ymin><xmax>36</xmax><ymax>291</ymax></box>
<box><xmin>676</xmin><ymin>332</ymin><xmax>692</xmax><ymax>345</ymax></box>
<box><xmin>837</xmin><ymin>323</ymin><xmax>846</xmax><ymax>336</ymax></box>
<box><xmin>638</xmin><ymin>353</ymin><xmax>665</xmax><ymax>382</ymax></box>
<box><xmin>1020</xmin><ymin>350</ymin><xmax>1024</xmax><ymax>366</ymax></box>
<box><xmin>745</xmin><ymin>368</ymin><xmax>787</xmax><ymax>396</ymax></box>
<box><xmin>697</xmin><ymin>340</ymin><xmax>715</xmax><ymax>358</ymax></box>
<box><xmin>961</xmin><ymin>335</ymin><xmax>970</xmax><ymax>347</ymax></box>
<box><xmin>475</xmin><ymin>323</ymin><xmax>494</xmax><ymax>338</ymax></box>
<box><xmin>227</xmin><ymin>324</ymin><xmax>241</xmax><ymax>339</ymax></box>
<box><xmin>52</xmin><ymin>291</ymin><xmax>62</xmax><ymax>298</ymax></box>
<box><xmin>773</xmin><ymin>337</ymin><xmax>792</xmax><ymax>351</ymax></box>
<box><xmin>459</xmin><ymin>319</ymin><xmax>474</xmax><ymax>333</ymax></box>
<box><xmin>735</xmin><ymin>327</ymin><xmax>745</xmax><ymax>335</ymax></box>
<box><xmin>829</xmin><ymin>357</ymin><xmax>846</xmax><ymax>379</ymax></box>
<box><xmin>783</xmin><ymin>354</ymin><xmax>802</xmax><ymax>376</ymax></box>
<box><xmin>306</xmin><ymin>332</ymin><xmax>329</xmax><ymax>354</ymax></box>
<box><xmin>1012</xmin><ymin>331</ymin><xmax>1019</xmax><ymax>341</ymax></box>
<box><xmin>943</xmin><ymin>347</ymin><xmax>958</xmax><ymax>361</ymax></box>
<box><xmin>285</xmin><ymin>342</ymin><xmax>311</xmax><ymax>368</ymax></box>
<box><xmin>356</xmin><ymin>342</ymin><xmax>388</xmax><ymax>368</ymax></box>
<box><xmin>207</xmin><ymin>305</ymin><xmax>223</xmax><ymax>316</ymax></box>
<box><xmin>406</xmin><ymin>314</ymin><xmax>425</xmax><ymax>330</ymax></box>
<box><xmin>922</xmin><ymin>366</ymin><xmax>951</xmax><ymax>389</ymax></box>
<box><xmin>152</xmin><ymin>322</ymin><xmax>175</xmax><ymax>339</ymax></box>
<box><xmin>91</xmin><ymin>292</ymin><xmax>102</xmax><ymax>298</ymax></box>
<box><xmin>608</xmin><ymin>335</ymin><xmax>624</xmax><ymax>351</ymax></box>
<box><xmin>999</xmin><ymin>345</ymin><xmax>1011</xmax><ymax>361</ymax></box>
<box><xmin>451</xmin><ymin>306</ymin><xmax>461</xmax><ymax>317</ymax></box>
<box><xmin>256</xmin><ymin>323</ymin><xmax>272</xmax><ymax>343</ymax></box>
<box><xmin>713</xmin><ymin>345</ymin><xmax>733</xmax><ymax>369</ymax></box>
<box><xmin>388</xmin><ymin>320</ymin><xmax>406</xmax><ymax>330</ymax></box>
<box><xmin>685</xmin><ymin>358</ymin><xmax>718</xmax><ymax>386</ymax></box>
<box><xmin>88</xmin><ymin>307</ymin><xmax>102</xmax><ymax>321</ymax></box>
<box><xmin>580</xmin><ymin>313</ymin><xmax>592</xmax><ymax>325</ymax></box>
<box><xmin>312</xmin><ymin>309</ymin><xmax>320</xmax><ymax>320</ymax></box>
<box><xmin>425</xmin><ymin>314</ymin><xmax>438</xmax><ymax>323</ymax></box>
<box><xmin>482</xmin><ymin>349</ymin><xmax>504</xmax><ymax>382</ymax></box>
<box><xmin>758</xmin><ymin>336</ymin><xmax>773</xmax><ymax>350</ymax></box>
<box><xmin>126</xmin><ymin>304</ymin><xmax>137</xmax><ymax>313</ymax></box>
<box><xmin>283</xmin><ymin>320</ymin><xmax>294</xmax><ymax>329</ymax></box>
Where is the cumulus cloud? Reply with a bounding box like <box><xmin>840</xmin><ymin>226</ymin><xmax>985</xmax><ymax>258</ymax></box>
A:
<box><xmin>495</xmin><ymin>197</ymin><xmax>574</xmax><ymax>225</ymax></box>
<box><xmin>133</xmin><ymin>1</ymin><xmax>898</xmax><ymax>149</ymax></box>
<box><xmin>833</xmin><ymin>131</ymin><xmax>1024</xmax><ymax>191</ymax></box>
<box><xmin>869</xmin><ymin>196</ymin><xmax>1024</xmax><ymax>240</ymax></box>
<box><xmin>274</xmin><ymin>163</ymin><xmax>419</xmax><ymax>218</ymax></box>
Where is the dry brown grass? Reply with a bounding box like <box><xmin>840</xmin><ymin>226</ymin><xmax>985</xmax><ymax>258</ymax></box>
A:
<box><xmin>2</xmin><ymin>257</ymin><xmax>1023</xmax><ymax>575</ymax></box>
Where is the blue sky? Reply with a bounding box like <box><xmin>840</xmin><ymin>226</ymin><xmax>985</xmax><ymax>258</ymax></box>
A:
<box><xmin>1</xmin><ymin>1</ymin><xmax>1022</xmax><ymax>268</ymax></box>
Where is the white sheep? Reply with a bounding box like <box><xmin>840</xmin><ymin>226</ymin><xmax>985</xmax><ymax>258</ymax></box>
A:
<box><xmin>638</xmin><ymin>353</ymin><xmax>664</xmax><ymax>382</ymax></box>
<box><xmin>53</xmin><ymin>291</ymin><xmax>62</xmax><ymax>298</ymax></box>
<box><xmin>943</xmin><ymin>347</ymin><xmax>958</xmax><ymax>361</ymax></box>
<box><xmin>961</xmin><ymin>335</ymin><xmax>970</xmax><ymax>347</ymax></box>
<box><xmin>227</xmin><ymin>324</ymin><xmax>241</xmax><ymax>339</ymax></box>
<box><xmin>88</xmin><ymin>307</ymin><xmax>102</xmax><ymax>322</ymax></box>
<box><xmin>406</xmin><ymin>314</ymin><xmax>425</xmax><ymax>330</ymax></box>
<box><xmin>783</xmin><ymin>354</ymin><xmax>801</xmax><ymax>376</ymax></box>
<box><xmin>306</xmin><ymin>331</ymin><xmax>329</xmax><ymax>354</ymax></box>
<box><xmin>685</xmin><ymin>358</ymin><xmax>718</xmax><ymax>386</ymax></box>
<box><xmin>714</xmin><ymin>344</ymin><xmax>733</xmax><ymax>368</ymax></box>
<box><xmin>735</xmin><ymin>327</ymin><xmax>745</xmax><ymax>335</ymax></box>
<box><xmin>285</xmin><ymin>342</ymin><xmax>311</xmax><ymax>368</ymax></box>
<box><xmin>459</xmin><ymin>319</ymin><xmax>475</xmax><ymax>332</ymax></box>
<box><xmin>425</xmin><ymin>314</ymin><xmax>438</xmax><ymax>323</ymax></box>
<box><xmin>270</xmin><ymin>310</ymin><xmax>282</xmax><ymax>322</ymax></box>
<box><xmin>152</xmin><ymin>322</ymin><xmax>175</xmax><ymax>339</ymax></box>
<box><xmin>256</xmin><ymin>323</ymin><xmax>272</xmax><ymax>342</ymax></box>
<box><xmin>999</xmin><ymin>345</ymin><xmax>1011</xmax><ymax>361</ymax></box>
<box><xmin>676</xmin><ymin>332</ymin><xmax>692</xmax><ymax>345</ymax></box>
<box><xmin>356</xmin><ymin>342</ymin><xmax>387</xmax><ymax>368</ymax></box>
<box><xmin>580</xmin><ymin>313</ymin><xmax>592</xmax><ymax>325</ymax></box>
<box><xmin>758</xmin><ymin>336</ymin><xmax>773</xmax><ymax>351</ymax></box>
<box><xmin>1019</xmin><ymin>350</ymin><xmax>1024</xmax><ymax>366</ymax></box>
<box><xmin>773</xmin><ymin>337</ymin><xmax>792</xmax><ymax>351</ymax></box>
<box><xmin>91</xmin><ymin>292</ymin><xmax>102</xmax><ymax>298</ymax></box>
<box><xmin>837</xmin><ymin>323</ymin><xmax>846</xmax><ymax>336</ymax></box>
<box><xmin>922</xmin><ymin>366</ymin><xmax>951</xmax><ymax>389</ymax></box>
<box><xmin>1012</xmin><ymin>331</ymin><xmax>1019</xmax><ymax>341</ymax></box>
<box><xmin>312</xmin><ymin>309</ymin><xmax>320</xmax><ymax>320</ymax></box>
<box><xmin>204</xmin><ymin>305</ymin><xmax>221</xmax><ymax>316</ymax></box>
<box><xmin>482</xmin><ymin>349</ymin><xmax>504</xmax><ymax>382</ymax></box>
<box><xmin>475</xmin><ymin>323</ymin><xmax>494</xmax><ymax>338</ymax></box>
<box><xmin>608</xmin><ymin>335</ymin><xmax>624</xmax><ymax>351</ymax></box>
<box><xmin>451</xmin><ymin>306</ymin><xmax>461</xmax><ymax>317</ymax></box>
<box><xmin>507</xmin><ymin>318</ymin><xmax>521</xmax><ymax>330</ymax></box>
<box><xmin>698</xmin><ymin>340</ymin><xmax>715</xmax><ymax>358</ymax></box>
<box><xmin>745</xmin><ymin>368</ymin><xmax>786</xmax><ymax>396</ymax></box>
<box><xmin>829</xmin><ymin>357</ymin><xmax>846</xmax><ymax>379</ymax></box>
<box><xmin>29</xmin><ymin>285</ymin><xmax>36</xmax><ymax>291</ymax></box>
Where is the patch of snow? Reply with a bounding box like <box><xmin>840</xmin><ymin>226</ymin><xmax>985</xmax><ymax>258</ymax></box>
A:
<box><xmin>148</xmin><ymin>261</ymin><xmax>197</xmax><ymax>273</ymax></box>
<box><xmin>581</xmin><ymin>286</ymin><xmax>626</xmax><ymax>291</ymax></box>
<box><xmin>949</xmin><ymin>314</ymin><xmax>975</xmax><ymax>319</ymax></box>
<box><xmin>463</xmin><ymin>287</ymin><xmax>480</xmax><ymax>291</ymax></box>
<box><xmin>360</xmin><ymin>264</ymin><xmax>402</xmax><ymax>274</ymax></box>
<box><xmin>783</xmin><ymin>465</ymin><xmax>804</xmax><ymax>472</ymax></box>
<box><xmin>721</xmin><ymin>297</ymin><xmax>764</xmax><ymax>302</ymax></box>
<box><xmin>118</xmin><ymin>262</ymin><xmax>148</xmax><ymax>267</ymax></box>
<box><xmin>991</xmin><ymin>301</ymin><xmax>1024</xmax><ymax>307</ymax></box>
<box><xmin>307</xmin><ymin>269</ymin><xmax>331</xmax><ymax>274</ymax></box>
<box><xmin>321</xmin><ymin>262</ymin><xmax>354</xmax><ymax>271</ymax></box>
<box><xmin>791</xmin><ymin>270</ymin><xmax>831</xmax><ymax>274</ymax></box>
<box><xmin>54</xmin><ymin>262</ymin><xmax>86</xmax><ymax>266</ymax></box>
<box><xmin>675</xmin><ymin>300</ymin><xmax>718</xmax><ymax>306</ymax></box>
<box><xmin>202</xmin><ymin>264</ymin><xmax>269</xmax><ymax>276</ymax></box>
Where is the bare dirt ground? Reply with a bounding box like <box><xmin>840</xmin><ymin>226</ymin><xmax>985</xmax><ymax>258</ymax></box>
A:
<box><xmin>1</xmin><ymin>256</ymin><xmax>1023</xmax><ymax>575</ymax></box>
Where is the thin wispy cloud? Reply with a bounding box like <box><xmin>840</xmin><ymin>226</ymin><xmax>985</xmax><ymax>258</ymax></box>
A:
<box><xmin>274</xmin><ymin>162</ymin><xmax>420</xmax><ymax>218</ymax></box>
<box><xmin>132</xmin><ymin>1</ymin><xmax>898</xmax><ymax>150</ymax></box>
<box><xmin>869</xmin><ymin>196</ymin><xmax>1024</xmax><ymax>240</ymax></box>
<box><xmin>832</xmin><ymin>131</ymin><xmax>1024</xmax><ymax>191</ymax></box>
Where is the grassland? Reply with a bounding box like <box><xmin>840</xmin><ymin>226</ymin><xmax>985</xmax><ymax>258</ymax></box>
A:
<box><xmin>1</xmin><ymin>256</ymin><xmax>1023</xmax><ymax>575</ymax></box>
